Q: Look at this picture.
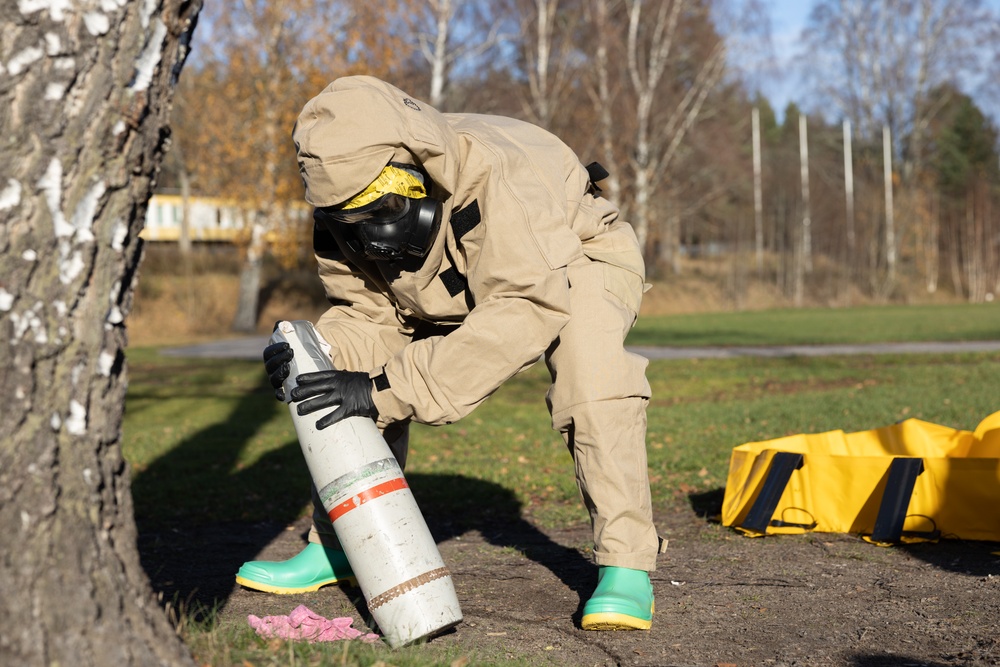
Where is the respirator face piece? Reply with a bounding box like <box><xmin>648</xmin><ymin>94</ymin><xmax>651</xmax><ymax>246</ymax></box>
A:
<box><xmin>316</xmin><ymin>163</ymin><xmax>442</xmax><ymax>261</ymax></box>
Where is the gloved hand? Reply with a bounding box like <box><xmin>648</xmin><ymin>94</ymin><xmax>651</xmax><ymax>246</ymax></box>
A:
<box><xmin>291</xmin><ymin>369</ymin><xmax>378</xmax><ymax>430</ymax></box>
<box><xmin>263</xmin><ymin>341</ymin><xmax>294</xmax><ymax>401</ymax></box>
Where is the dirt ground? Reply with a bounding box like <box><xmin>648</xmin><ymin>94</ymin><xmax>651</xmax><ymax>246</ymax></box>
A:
<box><xmin>131</xmin><ymin>259</ymin><xmax>996</xmax><ymax>665</ymax></box>
<box><xmin>138</xmin><ymin>496</ymin><xmax>1000</xmax><ymax>667</ymax></box>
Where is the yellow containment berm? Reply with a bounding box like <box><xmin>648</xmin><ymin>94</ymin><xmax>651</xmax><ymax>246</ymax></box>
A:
<box><xmin>721</xmin><ymin>411</ymin><xmax>1000</xmax><ymax>545</ymax></box>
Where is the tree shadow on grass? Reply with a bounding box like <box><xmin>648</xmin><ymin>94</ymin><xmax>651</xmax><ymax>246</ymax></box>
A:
<box><xmin>686</xmin><ymin>486</ymin><xmax>1000</xmax><ymax>577</ymax></box>
<box><xmin>409</xmin><ymin>471</ymin><xmax>598</xmax><ymax>623</ymax></box>
<box><xmin>132</xmin><ymin>369</ymin><xmax>594</xmax><ymax>622</ymax></box>
<box><xmin>131</xmin><ymin>371</ymin><xmax>308</xmax><ymax>616</ymax></box>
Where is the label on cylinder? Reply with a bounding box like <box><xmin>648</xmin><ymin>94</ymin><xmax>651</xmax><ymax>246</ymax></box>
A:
<box><xmin>319</xmin><ymin>457</ymin><xmax>408</xmax><ymax>521</ymax></box>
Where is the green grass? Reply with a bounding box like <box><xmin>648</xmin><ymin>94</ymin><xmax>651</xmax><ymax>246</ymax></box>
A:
<box><xmin>124</xmin><ymin>348</ymin><xmax>308</xmax><ymax>526</ymax></box>
<box><xmin>121</xmin><ymin>304</ymin><xmax>1000</xmax><ymax>666</ymax></box>
<box><xmin>129</xmin><ymin>353</ymin><xmax>999</xmax><ymax>533</ymax></box>
<box><xmin>643</xmin><ymin>353</ymin><xmax>997</xmax><ymax>506</ymax></box>
<box><xmin>628</xmin><ymin>302</ymin><xmax>1000</xmax><ymax>346</ymax></box>
<box><xmin>179</xmin><ymin>611</ymin><xmax>523</xmax><ymax>667</ymax></box>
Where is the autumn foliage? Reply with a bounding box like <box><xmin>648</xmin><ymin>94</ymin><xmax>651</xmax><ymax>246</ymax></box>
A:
<box><xmin>161</xmin><ymin>0</ymin><xmax>1000</xmax><ymax>312</ymax></box>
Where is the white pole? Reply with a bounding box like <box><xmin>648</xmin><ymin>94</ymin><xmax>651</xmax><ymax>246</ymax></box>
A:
<box><xmin>843</xmin><ymin>119</ymin><xmax>855</xmax><ymax>256</ymax></box>
<box><xmin>799</xmin><ymin>113</ymin><xmax>812</xmax><ymax>273</ymax></box>
<box><xmin>752</xmin><ymin>107</ymin><xmax>764</xmax><ymax>273</ymax></box>
<box><xmin>883</xmin><ymin>124</ymin><xmax>896</xmax><ymax>280</ymax></box>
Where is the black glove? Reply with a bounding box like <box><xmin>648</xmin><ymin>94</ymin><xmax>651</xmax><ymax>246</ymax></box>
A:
<box><xmin>290</xmin><ymin>369</ymin><xmax>378</xmax><ymax>430</ymax></box>
<box><xmin>263</xmin><ymin>341</ymin><xmax>294</xmax><ymax>401</ymax></box>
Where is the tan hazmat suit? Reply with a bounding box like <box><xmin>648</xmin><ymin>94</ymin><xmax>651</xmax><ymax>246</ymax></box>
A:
<box><xmin>294</xmin><ymin>76</ymin><xmax>662</xmax><ymax>571</ymax></box>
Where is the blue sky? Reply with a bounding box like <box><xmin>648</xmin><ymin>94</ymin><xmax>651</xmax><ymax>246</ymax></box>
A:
<box><xmin>757</xmin><ymin>0</ymin><xmax>1000</xmax><ymax>123</ymax></box>
<box><xmin>758</xmin><ymin>0</ymin><xmax>813</xmax><ymax>116</ymax></box>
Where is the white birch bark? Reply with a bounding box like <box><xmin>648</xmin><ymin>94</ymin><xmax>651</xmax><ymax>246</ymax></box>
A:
<box><xmin>0</xmin><ymin>0</ymin><xmax>201</xmax><ymax>663</ymax></box>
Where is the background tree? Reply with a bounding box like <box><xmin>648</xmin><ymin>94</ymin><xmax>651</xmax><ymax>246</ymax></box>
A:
<box><xmin>804</xmin><ymin>0</ymin><xmax>996</xmax><ymax>176</ymax></box>
<box><xmin>0</xmin><ymin>0</ymin><xmax>201</xmax><ymax>664</ymax></box>
<box><xmin>154</xmin><ymin>0</ymin><xmax>999</xmax><ymax>315</ymax></box>
<box><xmin>584</xmin><ymin>0</ymin><xmax>627</xmax><ymax>206</ymax></box>
<box><xmin>409</xmin><ymin>0</ymin><xmax>507</xmax><ymax>109</ymax></box>
<box><xmin>510</xmin><ymin>0</ymin><xmax>585</xmax><ymax>131</ymax></box>
<box><xmin>622</xmin><ymin>0</ymin><xmax>728</xmax><ymax>263</ymax></box>
<box><xmin>930</xmin><ymin>91</ymin><xmax>1000</xmax><ymax>301</ymax></box>
<box><xmin>215</xmin><ymin>0</ymin><xmax>337</xmax><ymax>332</ymax></box>
<box><xmin>802</xmin><ymin>0</ymin><xmax>999</xmax><ymax>298</ymax></box>
<box><xmin>169</xmin><ymin>0</ymin><xmax>409</xmax><ymax>332</ymax></box>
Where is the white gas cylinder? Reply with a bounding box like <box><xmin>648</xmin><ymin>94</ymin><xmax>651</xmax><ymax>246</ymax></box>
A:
<box><xmin>271</xmin><ymin>320</ymin><xmax>462</xmax><ymax>647</ymax></box>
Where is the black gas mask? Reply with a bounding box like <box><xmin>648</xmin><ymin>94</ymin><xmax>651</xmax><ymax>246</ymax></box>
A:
<box><xmin>315</xmin><ymin>163</ymin><xmax>442</xmax><ymax>262</ymax></box>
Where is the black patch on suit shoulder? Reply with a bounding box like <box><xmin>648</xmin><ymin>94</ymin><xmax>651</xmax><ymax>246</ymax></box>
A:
<box><xmin>372</xmin><ymin>371</ymin><xmax>391</xmax><ymax>392</ymax></box>
<box><xmin>439</xmin><ymin>266</ymin><xmax>467</xmax><ymax>297</ymax></box>
<box><xmin>313</xmin><ymin>221</ymin><xmax>338</xmax><ymax>253</ymax></box>
<box><xmin>450</xmin><ymin>200</ymin><xmax>481</xmax><ymax>240</ymax></box>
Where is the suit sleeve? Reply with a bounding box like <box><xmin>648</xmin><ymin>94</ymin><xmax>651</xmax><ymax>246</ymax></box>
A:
<box><xmin>370</xmin><ymin>174</ymin><xmax>583</xmax><ymax>426</ymax></box>
<box><xmin>312</xmin><ymin>238</ymin><xmax>416</xmax><ymax>373</ymax></box>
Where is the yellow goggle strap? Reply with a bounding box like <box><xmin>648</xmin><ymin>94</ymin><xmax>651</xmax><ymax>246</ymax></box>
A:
<box><xmin>342</xmin><ymin>164</ymin><xmax>427</xmax><ymax>210</ymax></box>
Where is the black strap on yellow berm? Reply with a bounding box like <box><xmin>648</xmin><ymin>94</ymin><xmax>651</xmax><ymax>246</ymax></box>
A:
<box><xmin>739</xmin><ymin>452</ymin><xmax>804</xmax><ymax>535</ymax></box>
<box><xmin>869</xmin><ymin>457</ymin><xmax>940</xmax><ymax>543</ymax></box>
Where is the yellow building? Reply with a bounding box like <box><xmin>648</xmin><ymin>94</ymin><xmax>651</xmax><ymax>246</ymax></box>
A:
<box><xmin>140</xmin><ymin>194</ymin><xmax>311</xmax><ymax>243</ymax></box>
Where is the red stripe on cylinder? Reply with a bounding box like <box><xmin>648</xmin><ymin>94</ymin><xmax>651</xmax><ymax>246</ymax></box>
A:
<box><xmin>328</xmin><ymin>477</ymin><xmax>409</xmax><ymax>521</ymax></box>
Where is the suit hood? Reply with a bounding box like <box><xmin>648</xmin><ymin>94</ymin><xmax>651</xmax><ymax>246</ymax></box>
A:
<box><xmin>293</xmin><ymin>76</ymin><xmax>462</xmax><ymax>208</ymax></box>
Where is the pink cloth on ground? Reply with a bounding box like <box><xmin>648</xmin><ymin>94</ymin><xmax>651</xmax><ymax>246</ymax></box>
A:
<box><xmin>247</xmin><ymin>605</ymin><xmax>380</xmax><ymax>643</ymax></box>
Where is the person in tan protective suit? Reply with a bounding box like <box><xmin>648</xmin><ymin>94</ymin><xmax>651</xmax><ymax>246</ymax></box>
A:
<box><xmin>235</xmin><ymin>75</ymin><xmax>665</xmax><ymax>630</ymax></box>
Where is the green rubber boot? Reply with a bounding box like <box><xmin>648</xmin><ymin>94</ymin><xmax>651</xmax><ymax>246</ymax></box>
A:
<box><xmin>581</xmin><ymin>566</ymin><xmax>654</xmax><ymax>630</ymax></box>
<box><xmin>235</xmin><ymin>543</ymin><xmax>356</xmax><ymax>594</ymax></box>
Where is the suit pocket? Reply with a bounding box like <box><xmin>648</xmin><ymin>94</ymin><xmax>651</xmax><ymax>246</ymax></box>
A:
<box><xmin>603</xmin><ymin>263</ymin><xmax>645</xmax><ymax>324</ymax></box>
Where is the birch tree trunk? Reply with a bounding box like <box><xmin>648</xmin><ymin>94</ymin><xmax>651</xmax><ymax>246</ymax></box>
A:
<box><xmin>172</xmin><ymin>142</ymin><xmax>193</xmax><ymax>256</ymax></box>
<box><xmin>417</xmin><ymin>0</ymin><xmax>504</xmax><ymax>111</ymax></box>
<box><xmin>233</xmin><ymin>215</ymin><xmax>267</xmax><ymax>332</ymax></box>
<box><xmin>231</xmin><ymin>0</ymin><xmax>287</xmax><ymax>333</ymax></box>
<box><xmin>518</xmin><ymin>0</ymin><xmax>578</xmax><ymax>131</ymax></box>
<box><xmin>425</xmin><ymin>0</ymin><xmax>453</xmax><ymax>108</ymax></box>
<box><xmin>0</xmin><ymin>1</ymin><xmax>201</xmax><ymax>665</ymax></box>
<box><xmin>624</xmin><ymin>0</ymin><xmax>726</xmax><ymax>262</ymax></box>
<box><xmin>586</xmin><ymin>0</ymin><xmax>624</xmax><ymax>208</ymax></box>
<box><xmin>625</xmin><ymin>0</ymin><xmax>680</xmax><ymax>254</ymax></box>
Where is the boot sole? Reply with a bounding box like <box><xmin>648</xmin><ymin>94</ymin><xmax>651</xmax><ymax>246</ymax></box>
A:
<box><xmin>581</xmin><ymin>611</ymin><xmax>652</xmax><ymax>630</ymax></box>
<box><xmin>581</xmin><ymin>601</ymin><xmax>654</xmax><ymax>631</ymax></box>
<box><xmin>235</xmin><ymin>575</ymin><xmax>357</xmax><ymax>594</ymax></box>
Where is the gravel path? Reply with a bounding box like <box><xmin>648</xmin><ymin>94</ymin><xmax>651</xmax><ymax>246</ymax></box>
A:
<box><xmin>160</xmin><ymin>337</ymin><xmax>1000</xmax><ymax>360</ymax></box>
